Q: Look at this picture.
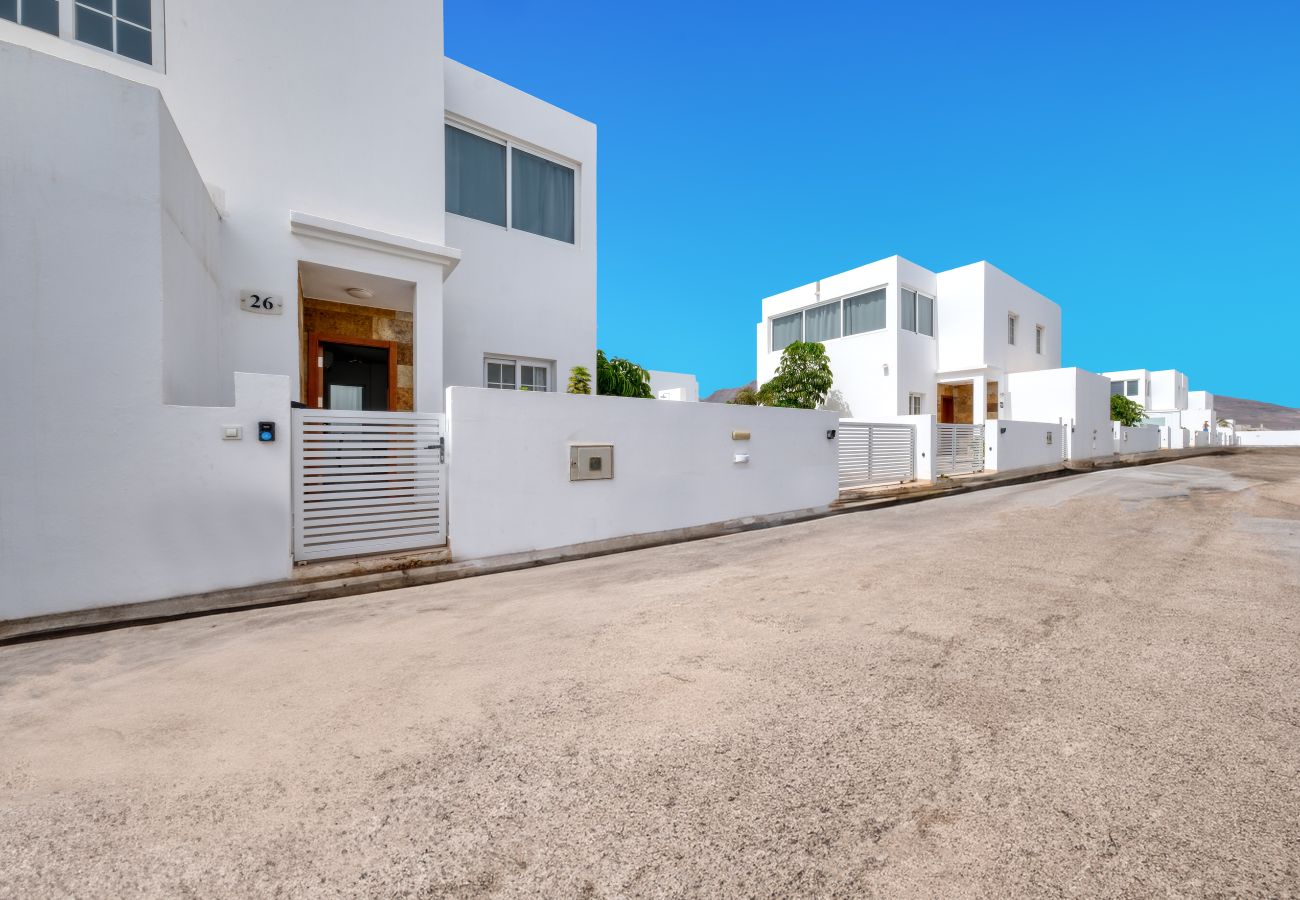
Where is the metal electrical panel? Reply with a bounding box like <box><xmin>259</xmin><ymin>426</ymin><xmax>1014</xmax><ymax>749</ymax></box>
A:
<box><xmin>570</xmin><ymin>444</ymin><xmax>613</xmax><ymax>481</ymax></box>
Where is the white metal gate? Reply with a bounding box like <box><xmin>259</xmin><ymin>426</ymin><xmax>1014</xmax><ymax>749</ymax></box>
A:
<box><xmin>292</xmin><ymin>409</ymin><xmax>447</xmax><ymax>561</ymax></box>
<box><xmin>936</xmin><ymin>423</ymin><xmax>985</xmax><ymax>476</ymax></box>
<box><xmin>838</xmin><ymin>422</ymin><xmax>916</xmax><ymax>489</ymax></box>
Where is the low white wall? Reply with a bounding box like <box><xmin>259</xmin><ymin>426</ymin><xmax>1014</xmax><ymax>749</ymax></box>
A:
<box><xmin>0</xmin><ymin>374</ymin><xmax>293</xmax><ymax>622</ymax></box>
<box><xmin>1236</xmin><ymin>431</ymin><xmax>1300</xmax><ymax>447</ymax></box>
<box><xmin>446</xmin><ymin>387</ymin><xmax>840</xmax><ymax>559</ymax></box>
<box><xmin>1113</xmin><ymin>424</ymin><xmax>1161</xmax><ymax>454</ymax></box>
<box><xmin>986</xmin><ymin>420</ymin><xmax>1063</xmax><ymax>472</ymax></box>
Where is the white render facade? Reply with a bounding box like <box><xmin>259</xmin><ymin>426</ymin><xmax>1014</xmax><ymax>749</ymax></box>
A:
<box><xmin>757</xmin><ymin>256</ymin><xmax>1062</xmax><ymax>423</ymax></box>
<box><xmin>0</xmin><ymin>1</ymin><xmax>597</xmax><ymax>618</ymax></box>
<box><xmin>1102</xmin><ymin>369</ymin><xmax>1226</xmax><ymax>440</ymax></box>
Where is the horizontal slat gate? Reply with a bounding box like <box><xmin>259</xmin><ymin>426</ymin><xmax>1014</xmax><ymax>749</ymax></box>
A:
<box><xmin>838</xmin><ymin>422</ymin><xmax>916</xmax><ymax>489</ymax></box>
<box><xmin>936</xmin><ymin>423</ymin><xmax>985</xmax><ymax>476</ymax></box>
<box><xmin>293</xmin><ymin>409</ymin><xmax>447</xmax><ymax>561</ymax></box>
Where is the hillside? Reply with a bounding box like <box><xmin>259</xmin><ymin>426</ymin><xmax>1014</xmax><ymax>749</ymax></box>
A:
<box><xmin>1216</xmin><ymin>396</ymin><xmax>1300</xmax><ymax>431</ymax></box>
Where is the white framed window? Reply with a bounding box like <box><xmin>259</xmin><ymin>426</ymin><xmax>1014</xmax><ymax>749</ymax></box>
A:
<box><xmin>1008</xmin><ymin>313</ymin><xmax>1018</xmax><ymax>345</ymax></box>
<box><xmin>844</xmin><ymin>287</ymin><xmax>886</xmax><ymax>336</ymax></box>
<box><xmin>1126</xmin><ymin>379</ymin><xmax>1139</xmax><ymax>397</ymax></box>
<box><xmin>3</xmin><ymin>0</ymin><xmax>164</xmax><ymax>67</ymax></box>
<box><xmin>908</xmin><ymin>393</ymin><xmax>923</xmax><ymax>415</ymax></box>
<box><xmin>1110</xmin><ymin>381</ymin><xmax>1125</xmax><ymax>396</ymax></box>
<box><xmin>1035</xmin><ymin>324</ymin><xmax>1044</xmax><ymax>354</ymax></box>
<box><xmin>484</xmin><ymin>356</ymin><xmax>553</xmax><ymax>392</ymax></box>
<box><xmin>900</xmin><ymin>288</ymin><xmax>935</xmax><ymax>337</ymax></box>
<box><xmin>770</xmin><ymin>311</ymin><xmax>802</xmax><ymax>352</ymax></box>
<box><xmin>803</xmin><ymin>300</ymin><xmax>841</xmax><ymax>343</ymax></box>
<box><xmin>446</xmin><ymin>120</ymin><xmax>576</xmax><ymax>244</ymax></box>
<box><xmin>2</xmin><ymin>0</ymin><xmax>59</xmax><ymax>35</ymax></box>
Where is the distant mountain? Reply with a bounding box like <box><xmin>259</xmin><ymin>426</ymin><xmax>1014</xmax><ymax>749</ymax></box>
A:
<box><xmin>703</xmin><ymin>381</ymin><xmax>756</xmax><ymax>404</ymax></box>
<box><xmin>1216</xmin><ymin>396</ymin><xmax>1300</xmax><ymax>431</ymax></box>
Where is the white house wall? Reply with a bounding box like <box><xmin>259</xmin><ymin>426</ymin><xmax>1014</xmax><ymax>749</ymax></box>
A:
<box><xmin>986</xmin><ymin>420</ymin><xmax>1064</xmax><ymax>472</ymax></box>
<box><xmin>442</xmin><ymin>59</ymin><xmax>597</xmax><ymax>398</ymax></box>
<box><xmin>648</xmin><ymin>371</ymin><xmax>700</xmax><ymax>401</ymax></box>
<box><xmin>0</xmin><ymin>50</ymin><xmax>292</xmax><ymax>619</ymax></box>
<box><xmin>1236</xmin><ymin>431</ymin><xmax>1300</xmax><ymax>447</ymax></box>
<box><xmin>1005</xmin><ymin>367</ymin><xmax>1114</xmax><ymax>460</ymax></box>
<box><xmin>3</xmin><ymin>0</ymin><xmax>450</xmax><ymax>404</ymax></box>
<box><xmin>445</xmin><ymin>388</ymin><xmax>840</xmax><ymax>560</ymax></box>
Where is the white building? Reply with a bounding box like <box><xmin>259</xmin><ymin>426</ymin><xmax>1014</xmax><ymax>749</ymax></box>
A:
<box><xmin>648</xmin><ymin>371</ymin><xmax>700</xmax><ymax>402</ymax></box>
<box><xmin>0</xmin><ymin>1</ymin><xmax>596</xmax><ymax>618</ymax></box>
<box><xmin>757</xmin><ymin>256</ymin><xmax>1061</xmax><ymax>423</ymax></box>
<box><xmin>1102</xmin><ymin>369</ymin><xmax>1225</xmax><ymax>444</ymax></box>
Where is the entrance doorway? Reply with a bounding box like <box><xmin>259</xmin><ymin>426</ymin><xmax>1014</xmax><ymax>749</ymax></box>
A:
<box><xmin>940</xmin><ymin>395</ymin><xmax>955</xmax><ymax>424</ymax></box>
<box><xmin>307</xmin><ymin>334</ymin><xmax>397</xmax><ymax>411</ymax></box>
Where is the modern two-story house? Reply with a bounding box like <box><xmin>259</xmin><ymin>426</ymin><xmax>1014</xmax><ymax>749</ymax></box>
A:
<box><xmin>0</xmin><ymin>0</ymin><xmax>596</xmax><ymax>617</ymax></box>
<box><xmin>757</xmin><ymin>256</ymin><xmax>1062</xmax><ymax>422</ymax></box>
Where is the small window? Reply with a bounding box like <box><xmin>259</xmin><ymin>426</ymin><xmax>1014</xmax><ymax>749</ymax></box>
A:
<box><xmin>803</xmin><ymin>300</ymin><xmax>841</xmax><ymax>343</ymax></box>
<box><xmin>446</xmin><ymin>125</ymin><xmax>507</xmax><ymax>227</ymax></box>
<box><xmin>844</xmin><ymin>288</ymin><xmax>885</xmax><ymax>336</ymax></box>
<box><xmin>1111</xmin><ymin>382</ymin><xmax>1125</xmax><ymax>396</ymax></box>
<box><xmin>75</xmin><ymin>0</ymin><xmax>153</xmax><ymax>64</ymax></box>
<box><xmin>771</xmin><ymin>312</ymin><xmax>802</xmax><ymax>352</ymax></box>
<box><xmin>485</xmin><ymin>357</ymin><xmax>553</xmax><ymax>392</ymax></box>
<box><xmin>1126</xmin><ymin>380</ymin><xmax>1139</xmax><ymax>397</ymax></box>
<box><xmin>1008</xmin><ymin>314</ymin><xmax>1018</xmax><ymax>345</ymax></box>
<box><xmin>512</xmin><ymin>148</ymin><xmax>575</xmax><ymax>243</ymax></box>
<box><xmin>901</xmin><ymin>288</ymin><xmax>917</xmax><ymax>332</ymax></box>
<box><xmin>2</xmin><ymin>0</ymin><xmax>60</xmax><ymax>35</ymax></box>
<box><xmin>917</xmin><ymin>294</ymin><xmax>935</xmax><ymax>337</ymax></box>
<box><xmin>908</xmin><ymin>393</ymin><xmax>923</xmax><ymax>415</ymax></box>
<box><xmin>519</xmin><ymin>364</ymin><xmax>549</xmax><ymax>392</ymax></box>
<box><xmin>1035</xmin><ymin>325</ymin><xmax>1044</xmax><ymax>354</ymax></box>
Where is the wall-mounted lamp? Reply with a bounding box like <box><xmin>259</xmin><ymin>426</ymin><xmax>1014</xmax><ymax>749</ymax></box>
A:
<box><xmin>826</xmin><ymin>429</ymin><xmax>837</xmax><ymax>440</ymax></box>
<box><xmin>882</xmin><ymin>363</ymin><xmax>889</xmax><ymax>375</ymax></box>
<box><xmin>345</xmin><ymin>287</ymin><xmax>374</xmax><ymax>300</ymax></box>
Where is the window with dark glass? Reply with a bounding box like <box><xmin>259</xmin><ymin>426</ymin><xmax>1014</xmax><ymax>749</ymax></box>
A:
<box><xmin>2</xmin><ymin>0</ymin><xmax>60</xmax><ymax>35</ymax></box>
<box><xmin>844</xmin><ymin>288</ymin><xmax>886</xmax><ymax>335</ymax></box>
<box><xmin>75</xmin><ymin>0</ymin><xmax>152</xmax><ymax>64</ymax></box>
<box><xmin>446</xmin><ymin>125</ymin><xmax>507</xmax><ymax>227</ymax></box>
<box><xmin>512</xmin><ymin>148</ymin><xmax>575</xmax><ymax>243</ymax></box>
<box><xmin>803</xmin><ymin>301</ymin><xmax>841</xmax><ymax>343</ymax></box>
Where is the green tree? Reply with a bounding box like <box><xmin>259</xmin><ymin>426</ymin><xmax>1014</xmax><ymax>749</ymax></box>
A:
<box><xmin>1110</xmin><ymin>392</ymin><xmax>1145</xmax><ymax>427</ymax></box>
<box><xmin>756</xmin><ymin>341</ymin><xmax>834</xmax><ymax>409</ymax></box>
<box><xmin>596</xmin><ymin>350</ymin><xmax>653</xmax><ymax>398</ymax></box>
<box><xmin>567</xmin><ymin>365</ymin><xmax>592</xmax><ymax>395</ymax></box>
<box><xmin>728</xmin><ymin>386</ymin><xmax>760</xmax><ymax>406</ymax></box>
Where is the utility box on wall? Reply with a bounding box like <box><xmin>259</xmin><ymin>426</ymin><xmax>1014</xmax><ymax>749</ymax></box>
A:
<box><xmin>569</xmin><ymin>444</ymin><xmax>613</xmax><ymax>481</ymax></box>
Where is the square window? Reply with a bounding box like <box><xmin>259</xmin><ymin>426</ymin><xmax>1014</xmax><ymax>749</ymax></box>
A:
<box><xmin>844</xmin><ymin>288</ymin><xmax>885</xmax><ymax>335</ymax></box>
<box><xmin>908</xmin><ymin>393</ymin><xmax>923</xmax><ymax>415</ymax></box>
<box><xmin>803</xmin><ymin>300</ymin><xmax>840</xmax><ymax>343</ymax></box>
<box><xmin>1126</xmin><ymin>380</ymin><xmax>1139</xmax><ymax>397</ymax></box>
<box><xmin>520</xmin><ymin>364</ymin><xmax>549</xmax><ymax>392</ymax></box>
<box><xmin>771</xmin><ymin>311</ymin><xmax>802</xmax><ymax>352</ymax></box>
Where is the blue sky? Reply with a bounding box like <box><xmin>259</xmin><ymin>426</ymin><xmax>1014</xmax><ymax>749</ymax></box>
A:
<box><xmin>446</xmin><ymin>1</ymin><xmax>1300</xmax><ymax>405</ymax></box>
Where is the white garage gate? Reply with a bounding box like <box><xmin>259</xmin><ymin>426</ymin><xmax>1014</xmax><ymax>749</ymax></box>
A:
<box><xmin>837</xmin><ymin>422</ymin><xmax>916</xmax><ymax>489</ymax></box>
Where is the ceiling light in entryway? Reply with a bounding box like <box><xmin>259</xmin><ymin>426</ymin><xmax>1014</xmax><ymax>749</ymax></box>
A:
<box><xmin>346</xmin><ymin>287</ymin><xmax>374</xmax><ymax>300</ymax></box>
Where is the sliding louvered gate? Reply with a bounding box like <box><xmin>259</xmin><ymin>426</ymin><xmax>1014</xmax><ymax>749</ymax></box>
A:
<box><xmin>292</xmin><ymin>410</ymin><xmax>447</xmax><ymax>561</ymax></box>
<box><xmin>837</xmin><ymin>422</ymin><xmax>916</xmax><ymax>489</ymax></box>
<box><xmin>936</xmin><ymin>423</ymin><xmax>985</xmax><ymax>476</ymax></box>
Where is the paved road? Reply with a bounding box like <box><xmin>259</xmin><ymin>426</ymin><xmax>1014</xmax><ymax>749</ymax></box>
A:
<box><xmin>2</xmin><ymin>451</ymin><xmax>1298</xmax><ymax>898</ymax></box>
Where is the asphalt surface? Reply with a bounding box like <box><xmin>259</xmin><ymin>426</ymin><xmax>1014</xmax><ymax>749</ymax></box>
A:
<box><xmin>1</xmin><ymin>450</ymin><xmax>1298</xmax><ymax>898</ymax></box>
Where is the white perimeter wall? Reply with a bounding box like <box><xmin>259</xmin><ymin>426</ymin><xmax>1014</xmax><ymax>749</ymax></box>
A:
<box><xmin>0</xmin><ymin>51</ymin><xmax>292</xmax><ymax>622</ymax></box>
<box><xmin>1236</xmin><ymin>431</ymin><xmax>1300</xmax><ymax>447</ymax></box>
<box><xmin>442</xmin><ymin>59</ymin><xmax>597</xmax><ymax>398</ymax></box>
<box><xmin>446</xmin><ymin>388</ymin><xmax>840</xmax><ymax>560</ymax></box>
<box><xmin>1006</xmin><ymin>367</ymin><xmax>1115</xmax><ymax>460</ymax></box>
<box><xmin>986</xmin><ymin>420</ymin><xmax>1064</xmax><ymax>472</ymax></box>
<box><xmin>1113</xmin><ymin>424</ymin><xmax>1161</xmax><ymax>454</ymax></box>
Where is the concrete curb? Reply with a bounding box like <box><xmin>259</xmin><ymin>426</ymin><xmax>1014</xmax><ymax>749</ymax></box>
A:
<box><xmin>0</xmin><ymin>445</ymin><xmax>1245</xmax><ymax>644</ymax></box>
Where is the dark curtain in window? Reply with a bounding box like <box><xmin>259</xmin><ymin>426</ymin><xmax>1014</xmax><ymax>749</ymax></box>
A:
<box><xmin>512</xmin><ymin>148</ymin><xmax>575</xmax><ymax>243</ymax></box>
<box><xmin>446</xmin><ymin>125</ymin><xmax>506</xmax><ymax>226</ymax></box>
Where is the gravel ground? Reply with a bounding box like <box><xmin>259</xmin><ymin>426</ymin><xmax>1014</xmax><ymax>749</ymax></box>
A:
<box><xmin>1</xmin><ymin>450</ymin><xmax>1298</xmax><ymax>899</ymax></box>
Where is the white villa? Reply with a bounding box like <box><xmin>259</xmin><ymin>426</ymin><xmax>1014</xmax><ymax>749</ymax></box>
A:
<box><xmin>757</xmin><ymin>256</ymin><xmax>1061</xmax><ymax>424</ymax></box>
<box><xmin>1103</xmin><ymin>369</ymin><xmax>1226</xmax><ymax>446</ymax></box>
